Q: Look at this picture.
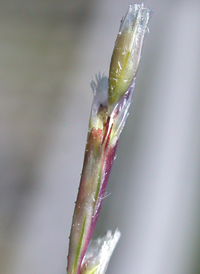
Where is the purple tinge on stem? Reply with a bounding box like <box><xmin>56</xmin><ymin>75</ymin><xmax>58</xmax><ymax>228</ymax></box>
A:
<box><xmin>67</xmin><ymin>3</ymin><xmax>151</xmax><ymax>274</ymax></box>
<box><xmin>67</xmin><ymin>78</ymin><xmax>135</xmax><ymax>274</ymax></box>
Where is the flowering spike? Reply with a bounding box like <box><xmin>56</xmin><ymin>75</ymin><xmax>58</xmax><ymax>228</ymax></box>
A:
<box><xmin>67</xmin><ymin>4</ymin><xmax>152</xmax><ymax>274</ymax></box>
<box><xmin>108</xmin><ymin>4</ymin><xmax>151</xmax><ymax>105</ymax></box>
<box><xmin>80</xmin><ymin>230</ymin><xmax>121</xmax><ymax>274</ymax></box>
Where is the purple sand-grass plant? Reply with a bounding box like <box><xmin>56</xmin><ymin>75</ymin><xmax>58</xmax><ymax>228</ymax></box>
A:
<box><xmin>67</xmin><ymin>4</ymin><xmax>152</xmax><ymax>274</ymax></box>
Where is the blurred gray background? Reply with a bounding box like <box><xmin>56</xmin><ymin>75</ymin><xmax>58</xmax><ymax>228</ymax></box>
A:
<box><xmin>1</xmin><ymin>0</ymin><xmax>200</xmax><ymax>273</ymax></box>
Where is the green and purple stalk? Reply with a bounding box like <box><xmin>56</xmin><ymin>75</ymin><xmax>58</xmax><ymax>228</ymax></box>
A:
<box><xmin>67</xmin><ymin>4</ymin><xmax>152</xmax><ymax>274</ymax></box>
